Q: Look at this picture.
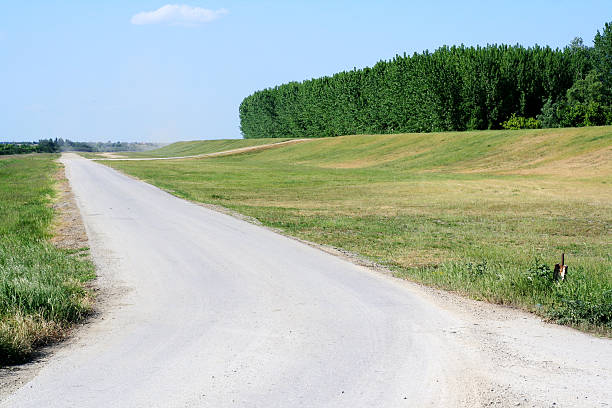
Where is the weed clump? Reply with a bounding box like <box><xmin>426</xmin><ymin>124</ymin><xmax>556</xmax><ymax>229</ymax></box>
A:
<box><xmin>405</xmin><ymin>257</ymin><xmax>611</xmax><ymax>332</ymax></box>
<box><xmin>0</xmin><ymin>156</ymin><xmax>95</xmax><ymax>364</ymax></box>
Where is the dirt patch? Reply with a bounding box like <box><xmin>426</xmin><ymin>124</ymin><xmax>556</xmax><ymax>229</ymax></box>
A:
<box><xmin>50</xmin><ymin>164</ymin><xmax>89</xmax><ymax>250</ymax></box>
<box><xmin>98</xmin><ymin>152</ymin><xmax>126</xmax><ymax>159</ymax></box>
<box><xmin>198</xmin><ymin>138</ymin><xmax>311</xmax><ymax>158</ymax></box>
<box><xmin>507</xmin><ymin>146</ymin><xmax>612</xmax><ymax>177</ymax></box>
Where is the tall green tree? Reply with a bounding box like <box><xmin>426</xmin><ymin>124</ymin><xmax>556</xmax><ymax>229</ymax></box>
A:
<box><xmin>240</xmin><ymin>22</ymin><xmax>612</xmax><ymax>139</ymax></box>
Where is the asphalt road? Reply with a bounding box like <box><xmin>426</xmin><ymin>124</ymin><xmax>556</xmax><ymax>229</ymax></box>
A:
<box><xmin>2</xmin><ymin>154</ymin><xmax>610</xmax><ymax>407</ymax></box>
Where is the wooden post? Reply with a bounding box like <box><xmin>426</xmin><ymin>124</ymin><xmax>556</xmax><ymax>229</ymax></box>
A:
<box><xmin>554</xmin><ymin>253</ymin><xmax>568</xmax><ymax>281</ymax></box>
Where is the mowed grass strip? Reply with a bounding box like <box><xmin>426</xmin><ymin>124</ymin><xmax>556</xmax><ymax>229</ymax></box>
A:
<box><xmin>0</xmin><ymin>155</ymin><xmax>95</xmax><ymax>364</ymax></box>
<box><xmin>102</xmin><ymin>138</ymin><xmax>292</xmax><ymax>158</ymax></box>
<box><xmin>105</xmin><ymin>127</ymin><xmax>612</xmax><ymax>334</ymax></box>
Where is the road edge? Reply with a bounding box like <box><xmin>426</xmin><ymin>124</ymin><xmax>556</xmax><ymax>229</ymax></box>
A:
<box><xmin>94</xmin><ymin>158</ymin><xmax>602</xmax><ymax>340</ymax></box>
<box><xmin>0</xmin><ymin>156</ymin><xmax>104</xmax><ymax>401</ymax></box>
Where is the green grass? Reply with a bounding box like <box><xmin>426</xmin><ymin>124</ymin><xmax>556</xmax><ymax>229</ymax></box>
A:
<box><xmin>105</xmin><ymin>127</ymin><xmax>612</xmax><ymax>334</ymax></box>
<box><xmin>98</xmin><ymin>138</ymin><xmax>292</xmax><ymax>158</ymax></box>
<box><xmin>0</xmin><ymin>155</ymin><xmax>95</xmax><ymax>364</ymax></box>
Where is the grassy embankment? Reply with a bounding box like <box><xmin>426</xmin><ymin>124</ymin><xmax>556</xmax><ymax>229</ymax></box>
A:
<box><xmin>105</xmin><ymin>127</ymin><xmax>612</xmax><ymax>333</ymax></box>
<box><xmin>81</xmin><ymin>138</ymin><xmax>292</xmax><ymax>159</ymax></box>
<box><xmin>0</xmin><ymin>155</ymin><xmax>95</xmax><ymax>364</ymax></box>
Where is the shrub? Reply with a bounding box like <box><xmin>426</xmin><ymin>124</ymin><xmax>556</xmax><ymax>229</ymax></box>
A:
<box><xmin>501</xmin><ymin>114</ymin><xmax>542</xmax><ymax>130</ymax></box>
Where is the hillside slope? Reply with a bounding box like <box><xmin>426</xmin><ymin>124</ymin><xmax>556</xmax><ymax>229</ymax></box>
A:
<box><xmin>105</xmin><ymin>126</ymin><xmax>612</xmax><ymax>333</ymax></box>
<box><xmin>114</xmin><ymin>138</ymin><xmax>291</xmax><ymax>158</ymax></box>
<box><xmin>233</xmin><ymin>126</ymin><xmax>611</xmax><ymax>177</ymax></box>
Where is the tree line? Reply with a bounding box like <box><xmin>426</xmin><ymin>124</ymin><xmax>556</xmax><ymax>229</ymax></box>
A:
<box><xmin>0</xmin><ymin>140</ymin><xmax>57</xmax><ymax>155</ymax></box>
<box><xmin>0</xmin><ymin>139</ymin><xmax>162</xmax><ymax>155</ymax></box>
<box><xmin>240</xmin><ymin>22</ymin><xmax>612</xmax><ymax>138</ymax></box>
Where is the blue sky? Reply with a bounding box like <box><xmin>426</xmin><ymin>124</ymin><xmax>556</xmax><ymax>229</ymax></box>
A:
<box><xmin>1</xmin><ymin>1</ymin><xmax>611</xmax><ymax>142</ymax></box>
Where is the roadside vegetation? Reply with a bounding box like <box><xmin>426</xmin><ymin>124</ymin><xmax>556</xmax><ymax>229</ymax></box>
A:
<box><xmin>0</xmin><ymin>139</ymin><xmax>160</xmax><ymax>156</ymax></box>
<box><xmin>240</xmin><ymin>22</ymin><xmax>612</xmax><ymax>138</ymax></box>
<box><xmin>0</xmin><ymin>140</ymin><xmax>65</xmax><ymax>155</ymax></box>
<box><xmin>0</xmin><ymin>155</ymin><xmax>95</xmax><ymax>364</ymax></box>
<box><xmin>106</xmin><ymin>127</ymin><xmax>612</xmax><ymax>334</ymax></box>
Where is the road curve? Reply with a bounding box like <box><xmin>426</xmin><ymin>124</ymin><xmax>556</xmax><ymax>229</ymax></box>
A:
<box><xmin>2</xmin><ymin>154</ymin><xmax>610</xmax><ymax>407</ymax></box>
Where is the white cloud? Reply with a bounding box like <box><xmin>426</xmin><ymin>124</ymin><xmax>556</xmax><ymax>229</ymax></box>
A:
<box><xmin>131</xmin><ymin>4</ymin><xmax>228</xmax><ymax>26</ymax></box>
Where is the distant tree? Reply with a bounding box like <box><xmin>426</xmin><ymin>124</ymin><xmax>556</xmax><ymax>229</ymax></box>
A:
<box><xmin>0</xmin><ymin>143</ymin><xmax>38</xmax><ymax>155</ymax></box>
<box><xmin>36</xmin><ymin>139</ymin><xmax>60</xmax><ymax>153</ymax></box>
<box><xmin>570</xmin><ymin>37</ymin><xmax>586</xmax><ymax>50</ymax></box>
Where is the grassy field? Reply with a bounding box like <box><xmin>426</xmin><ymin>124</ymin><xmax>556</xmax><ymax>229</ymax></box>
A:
<box><xmin>105</xmin><ymin>127</ymin><xmax>612</xmax><ymax>333</ymax></box>
<box><xmin>83</xmin><ymin>138</ymin><xmax>293</xmax><ymax>159</ymax></box>
<box><xmin>0</xmin><ymin>155</ymin><xmax>95</xmax><ymax>364</ymax></box>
